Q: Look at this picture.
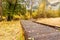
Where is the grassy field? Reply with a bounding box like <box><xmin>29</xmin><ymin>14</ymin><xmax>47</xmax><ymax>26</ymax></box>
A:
<box><xmin>0</xmin><ymin>20</ymin><xmax>25</xmax><ymax>40</ymax></box>
<box><xmin>36</xmin><ymin>18</ymin><xmax>60</xmax><ymax>27</ymax></box>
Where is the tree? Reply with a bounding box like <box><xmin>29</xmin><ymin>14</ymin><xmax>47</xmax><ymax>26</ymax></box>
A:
<box><xmin>2</xmin><ymin>0</ymin><xmax>26</xmax><ymax>21</ymax></box>
<box><xmin>26</xmin><ymin>0</ymin><xmax>34</xmax><ymax>19</ymax></box>
<box><xmin>6</xmin><ymin>0</ymin><xmax>17</xmax><ymax>21</ymax></box>
<box><xmin>0</xmin><ymin>0</ymin><xmax>2</xmax><ymax>21</ymax></box>
<box><xmin>30</xmin><ymin>0</ymin><xmax>34</xmax><ymax>18</ymax></box>
<box><xmin>58</xmin><ymin>5</ymin><xmax>60</xmax><ymax>16</ymax></box>
<box><xmin>37</xmin><ymin>0</ymin><xmax>47</xmax><ymax>18</ymax></box>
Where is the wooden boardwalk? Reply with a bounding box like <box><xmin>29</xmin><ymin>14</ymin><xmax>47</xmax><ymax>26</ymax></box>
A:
<box><xmin>21</xmin><ymin>20</ymin><xmax>60</xmax><ymax>40</ymax></box>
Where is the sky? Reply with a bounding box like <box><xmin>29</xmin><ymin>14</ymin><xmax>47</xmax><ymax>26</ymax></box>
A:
<box><xmin>48</xmin><ymin>0</ymin><xmax>60</xmax><ymax>10</ymax></box>
<box><xmin>48</xmin><ymin>0</ymin><xmax>60</xmax><ymax>4</ymax></box>
<box><xmin>34</xmin><ymin>0</ymin><xmax>60</xmax><ymax>10</ymax></box>
<box><xmin>18</xmin><ymin>0</ymin><xmax>60</xmax><ymax>10</ymax></box>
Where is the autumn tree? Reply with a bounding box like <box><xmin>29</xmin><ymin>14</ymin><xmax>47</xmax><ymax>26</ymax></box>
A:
<box><xmin>58</xmin><ymin>5</ymin><xmax>60</xmax><ymax>16</ymax></box>
<box><xmin>0</xmin><ymin>0</ymin><xmax>2</xmax><ymax>21</ymax></box>
<box><xmin>37</xmin><ymin>0</ymin><xmax>47</xmax><ymax>18</ymax></box>
<box><xmin>2</xmin><ymin>0</ymin><xmax>26</xmax><ymax>21</ymax></box>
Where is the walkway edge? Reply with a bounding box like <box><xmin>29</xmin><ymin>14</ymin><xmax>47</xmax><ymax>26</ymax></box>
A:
<box><xmin>33</xmin><ymin>21</ymin><xmax>60</xmax><ymax>29</ymax></box>
<box><xmin>20</xmin><ymin>21</ymin><xmax>28</xmax><ymax>40</ymax></box>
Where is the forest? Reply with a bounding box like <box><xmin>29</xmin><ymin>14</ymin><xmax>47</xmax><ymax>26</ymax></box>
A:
<box><xmin>0</xmin><ymin>0</ymin><xmax>60</xmax><ymax>40</ymax></box>
<box><xmin>0</xmin><ymin>0</ymin><xmax>59</xmax><ymax>21</ymax></box>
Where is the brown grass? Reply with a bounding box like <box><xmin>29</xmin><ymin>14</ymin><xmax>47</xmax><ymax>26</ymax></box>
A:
<box><xmin>0</xmin><ymin>20</ymin><xmax>25</xmax><ymax>40</ymax></box>
<box><xmin>36</xmin><ymin>18</ymin><xmax>60</xmax><ymax>27</ymax></box>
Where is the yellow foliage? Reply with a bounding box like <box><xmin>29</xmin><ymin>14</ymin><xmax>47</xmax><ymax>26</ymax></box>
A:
<box><xmin>20</xmin><ymin>15</ymin><xmax>25</xmax><ymax>19</ymax></box>
<box><xmin>13</xmin><ymin>15</ymin><xmax>20</xmax><ymax>20</ymax></box>
<box><xmin>32</xmin><ymin>12</ymin><xmax>37</xmax><ymax>17</ymax></box>
<box><xmin>39</xmin><ymin>1</ymin><xmax>46</xmax><ymax>11</ymax></box>
<box><xmin>54</xmin><ymin>10</ymin><xmax>59</xmax><ymax>17</ymax></box>
<box><xmin>1</xmin><ymin>16</ymin><xmax>6</xmax><ymax>21</ymax></box>
<box><xmin>46</xmin><ymin>9</ymin><xmax>59</xmax><ymax>17</ymax></box>
<box><xmin>39</xmin><ymin>3</ymin><xmax>45</xmax><ymax>9</ymax></box>
<box><xmin>0</xmin><ymin>21</ymin><xmax>25</xmax><ymax>40</ymax></box>
<box><xmin>25</xmin><ymin>12</ymin><xmax>31</xmax><ymax>19</ymax></box>
<box><xmin>13</xmin><ymin>15</ymin><xmax>20</xmax><ymax>18</ymax></box>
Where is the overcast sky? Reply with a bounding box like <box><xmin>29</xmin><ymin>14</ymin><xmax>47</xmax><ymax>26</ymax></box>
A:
<box><xmin>26</xmin><ymin>0</ymin><xmax>60</xmax><ymax>10</ymax></box>
<box><xmin>48</xmin><ymin>0</ymin><xmax>60</xmax><ymax>4</ymax></box>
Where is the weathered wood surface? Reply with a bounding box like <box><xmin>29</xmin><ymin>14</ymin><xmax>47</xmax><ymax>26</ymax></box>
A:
<box><xmin>21</xmin><ymin>20</ymin><xmax>60</xmax><ymax>40</ymax></box>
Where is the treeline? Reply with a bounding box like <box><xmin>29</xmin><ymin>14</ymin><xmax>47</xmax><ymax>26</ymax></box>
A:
<box><xmin>1</xmin><ymin>0</ymin><xmax>60</xmax><ymax>21</ymax></box>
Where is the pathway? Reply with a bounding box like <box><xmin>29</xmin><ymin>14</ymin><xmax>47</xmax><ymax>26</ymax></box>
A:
<box><xmin>21</xmin><ymin>20</ymin><xmax>60</xmax><ymax>40</ymax></box>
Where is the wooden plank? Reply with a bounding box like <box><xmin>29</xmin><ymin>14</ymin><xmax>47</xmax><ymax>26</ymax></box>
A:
<box><xmin>21</xmin><ymin>20</ymin><xmax>60</xmax><ymax>40</ymax></box>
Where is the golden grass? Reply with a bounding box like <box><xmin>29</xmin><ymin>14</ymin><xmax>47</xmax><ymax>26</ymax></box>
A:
<box><xmin>36</xmin><ymin>18</ymin><xmax>60</xmax><ymax>27</ymax></box>
<box><xmin>0</xmin><ymin>20</ymin><xmax>25</xmax><ymax>40</ymax></box>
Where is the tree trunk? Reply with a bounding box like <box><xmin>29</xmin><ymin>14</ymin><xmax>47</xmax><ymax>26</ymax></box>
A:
<box><xmin>7</xmin><ymin>0</ymin><xmax>17</xmax><ymax>21</ymax></box>
<box><xmin>0</xmin><ymin>0</ymin><xmax>2</xmax><ymax>21</ymax></box>
<box><xmin>30</xmin><ymin>0</ymin><xmax>34</xmax><ymax>19</ymax></box>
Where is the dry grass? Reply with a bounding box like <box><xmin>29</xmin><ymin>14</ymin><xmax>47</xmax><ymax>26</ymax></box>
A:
<box><xmin>36</xmin><ymin>18</ymin><xmax>60</xmax><ymax>27</ymax></box>
<box><xmin>0</xmin><ymin>20</ymin><xmax>25</xmax><ymax>40</ymax></box>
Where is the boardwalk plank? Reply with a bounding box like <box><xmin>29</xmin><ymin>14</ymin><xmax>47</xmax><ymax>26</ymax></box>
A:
<box><xmin>21</xmin><ymin>20</ymin><xmax>60</xmax><ymax>40</ymax></box>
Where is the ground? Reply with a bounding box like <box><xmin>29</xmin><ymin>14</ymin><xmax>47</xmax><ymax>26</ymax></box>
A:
<box><xmin>0</xmin><ymin>20</ymin><xmax>25</xmax><ymax>40</ymax></box>
<box><xmin>0</xmin><ymin>18</ymin><xmax>60</xmax><ymax>40</ymax></box>
<box><xmin>36</xmin><ymin>18</ymin><xmax>60</xmax><ymax>27</ymax></box>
